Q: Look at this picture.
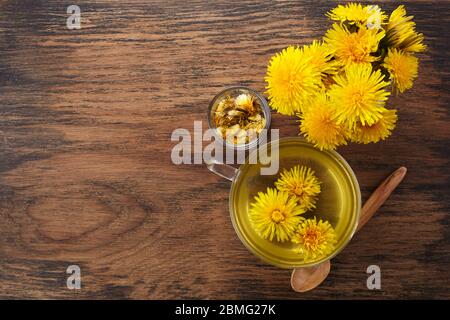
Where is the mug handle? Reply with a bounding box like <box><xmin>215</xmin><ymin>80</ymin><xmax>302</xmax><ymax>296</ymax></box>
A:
<box><xmin>206</xmin><ymin>159</ymin><xmax>238</xmax><ymax>182</ymax></box>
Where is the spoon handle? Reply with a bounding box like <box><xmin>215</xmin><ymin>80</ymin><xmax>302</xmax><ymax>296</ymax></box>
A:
<box><xmin>357</xmin><ymin>166</ymin><xmax>407</xmax><ymax>232</ymax></box>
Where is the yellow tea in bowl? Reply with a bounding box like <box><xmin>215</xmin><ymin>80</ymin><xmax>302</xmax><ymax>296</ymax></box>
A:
<box><xmin>229</xmin><ymin>138</ymin><xmax>361</xmax><ymax>268</ymax></box>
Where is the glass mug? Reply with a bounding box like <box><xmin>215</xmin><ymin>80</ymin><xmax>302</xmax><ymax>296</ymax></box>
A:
<box><xmin>207</xmin><ymin>137</ymin><xmax>361</xmax><ymax>268</ymax></box>
<box><xmin>207</xmin><ymin>86</ymin><xmax>272</xmax><ymax>151</ymax></box>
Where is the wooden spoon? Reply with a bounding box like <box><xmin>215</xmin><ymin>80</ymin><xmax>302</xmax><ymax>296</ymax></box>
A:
<box><xmin>291</xmin><ymin>166</ymin><xmax>407</xmax><ymax>293</ymax></box>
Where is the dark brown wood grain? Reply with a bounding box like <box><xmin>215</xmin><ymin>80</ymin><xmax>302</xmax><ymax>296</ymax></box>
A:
<box><xmin>0</xmin><ymin>0</ymin><xmax>449</xmax><ymax>299</ymax></box>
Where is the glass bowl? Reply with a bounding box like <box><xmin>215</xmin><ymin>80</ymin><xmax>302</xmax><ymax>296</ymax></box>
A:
<box><xmin>207</xmin><ymin>86</ymin><xmax>271</xmax><ymax>150</ymax></box>
<box><xmin>229</xmin><ymin>137</ymin><xmax>361</xmax><ymax>268</ymax></box>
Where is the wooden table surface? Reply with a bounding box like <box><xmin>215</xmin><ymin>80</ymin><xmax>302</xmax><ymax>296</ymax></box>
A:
<box><xmin>0</xmin><ymin>0</ymin><xmax>449</xmax><ymax>299</ymax></box>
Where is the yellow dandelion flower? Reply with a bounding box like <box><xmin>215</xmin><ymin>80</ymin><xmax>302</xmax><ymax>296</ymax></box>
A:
<box><xmin>292</xmin><ymin>217</ymin><xmax>337</xmax><ymax>262</ymax></box>
<box><xmin>302</xmin><ymin>41</ymin><xmax>338</xmax><ymax>77</ymax></box>
<box><xmin>383</xmin><ymin>48</ymin><xmax>419</xmax><ymax>93</ymax></box>
<box><xmin>249</xmin><ymin>188</ymin><xmax>305</xmax><ymax>242</ymax></box>
<box><xmin>329</xmin><ymin>63</ymin><xmax>390</xmax><ymax>128</ymax></box>
<box><xmin>299</xmin><ymin>92</ymin><xmax>348</xmax><ymax>150</ymax></box>
<box><xmin>275</xmin><ymin>165</ymin><xmax>321</xmax><ymax>211</ymax></box>
<box><xmin>351</xmin><ymin>109</ymin><xmax>398</xmax><ymax>144</ymax></box>
<box><xmin>324</xmin><ymin>23</ymin><xmax>385</xmax><ymax>65</ymax></box>
<box><xmin>327</xmin><ymin>3</ymin><xmax>387</xmax><ymax>30</ymax></box>
<box><xmin>365</xmin><ymin>5</ymin><xmax>387</xmax><ymax>30</ymax></box>
<box><xmin>386</xmin><ymin>5</ymin><xmax>426</xmax><ymax>53</ymax></box>
<box><xmin>265</xmin><ymin>46</ymin><xmax>323</xmax><ymax>115</ymax></box>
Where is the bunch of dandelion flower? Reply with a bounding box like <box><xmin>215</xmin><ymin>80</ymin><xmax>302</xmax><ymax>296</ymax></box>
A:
<box><xmin>329</xmin><ymin>63</ymin><xmax>390</xmax><ymax>128</ymax></box>
<box><xmin>292</xmin><ymin>217</ymin><xmax>337</xmax><ymax>262</ymax></box>
<box><xmin>324</xmin><ymin>23</ymin><xmax>385</xmax><ymax>65</ymax></box>
<box><xmin>386</xmin><ymin>5</ymin><xmax>426</xmax><ymax>53</ymax></box>
<box><xmin>299</xmin><ymin>92</ymin><xmax>348</xmax><ymax>150</ymax></box>
<box><xmin>249</xmin><ymin>188</ymin><xmax>305</xmax><ymax>242</ymax></box>
<box><xmin>383</xmin><ymin>48</ymin><xmax>419</xmax><ymax>94</ymax></box>
<box><xmin>351</xmin><ymin>109</ymin><xmax>398</xmax><ymax>144</ymax></box>
<box><xmin>265</xmin><ymin>46</ymin><xmax>322</xmax><ymax>115</ymax></box>
<box><xmin>275</xmin><ymin>165</ymin><xmax>321</xmax><ymax>212</ymax></box>
<box><xmin>327</xmin><ymin>3</ymin><xmax>387</xmax><ymax>30</ymax></box>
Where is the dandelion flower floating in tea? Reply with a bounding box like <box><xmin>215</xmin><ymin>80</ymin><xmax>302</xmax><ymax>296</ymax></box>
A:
<box><xmin>351</xmin><ymin>109</ymin><xmax>397</xmax><ymax>144</ymax></box>
<box><xmin>329</xmin><ymin>64</ymin><xmax>390</xmax><ymax>128</ymax></box>
<box><xmin>300</xmin><ymin>92</ymin><xmax>348</xmax><ymax>151</ymax></box>
<box><xmin>275</xmin><ymin>165</ymin><xmax>321</xmax><ymax>212</ymax></box>
<box><xmin>383</xmin><ymin>48</ymin><xmax>419</xmax><ymax>93</ymax></box>
<box><xmin>292</xmin><ymin>217</ymin><xmax>337</xmax><ymax>262</ymax></box>
<box><xmin>213</xmin><ymin>93</ymin><xmax>265</xmax><ymax>145</ymax></box>
<box><xmin>265</xmin><ymin>46</ymin><xmax>322</xmax><ymax>115</ymax></box>
<box><xmin>249</xmin><ymin>188</ymin><xmax>305</xmax><ymax>242</ymax></box>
